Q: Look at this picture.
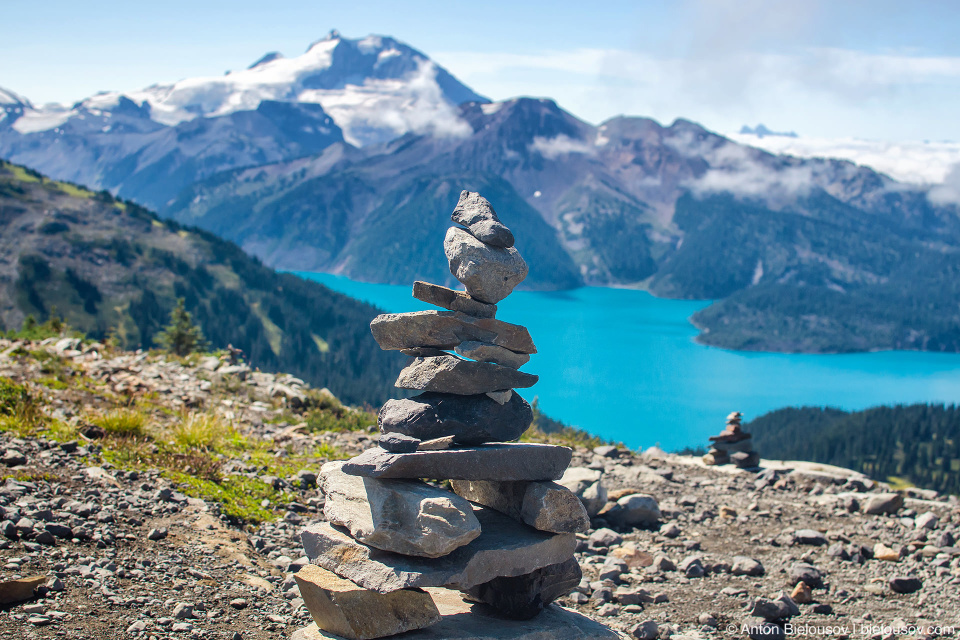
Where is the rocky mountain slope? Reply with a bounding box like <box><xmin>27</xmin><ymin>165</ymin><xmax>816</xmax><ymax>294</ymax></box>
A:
<box><xmin>168</xmin><ymin>98</ymin><xmax>960</xmax><ymax>353</ymax></box>
<box><xmin>0</xmin><ymin>337</ymin><xmax>957</xmax><ymax>638</ymax></box>
<box><xmin>0</xmin><ymin>32</ymin><xmax>485</xmax><ymax>211</ymax></box>
<box><xmin>0</xmin><ymin>161</ymin><xmax>402</xmax><ymax>405</ymax></box>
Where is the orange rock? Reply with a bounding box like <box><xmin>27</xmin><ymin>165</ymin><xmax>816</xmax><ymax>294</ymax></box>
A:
<box><xmin>790</xmin><ymin>581</ymin><xmax>813</xmax><ymax>604</ymax></box>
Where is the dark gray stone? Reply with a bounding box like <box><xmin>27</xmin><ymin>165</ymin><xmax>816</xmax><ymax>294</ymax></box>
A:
<box><xmin>444</xmin><ymin>227</ymin><xmax>527</xmax><ymax>304</ymax></box>
<box><xmin>378</xmin><ymin>392</ymin><xmax>532</xmax><ymax>445</ymax></box>
<box><xmin>301</xmin><ymin>507</ymin><xmax>576</xmax><ymax>593</ymax></box>
<box><xmin>396</xmin><ymin>356</ymin><xmax>538</xmax><ymax>395</ymax></box>
<box><xmin>370</xmin><ymin>311</ymin><xmax>536</xmax><ymax>354</ymax></box>
<box><xmin>461</xmin><ymin>557</ymin><xmax>581</xmax><ymax>620</ymax></box>
<box><xmin>340</xmin><ymin>443</ymin><xmax>572</xmax><ymax>481</ymax></box>
<box><xmin>400</xmin><ymin>347</ymin><xmax>449</xmax><ymax>358</ymax></box>
<box><xmin>787</xmin><ymin>563</ymin><xmax>824</xmax><ymax>589</ymax></box>
<box><xmin>412</xmin><ymin>281</ymin><xmax>497</xmax><ymax>319</ymax></box>
<box><xmin>731</xmin><ymin>556</ymin><xmax>765</xmax><ymax>577</ymax></box>
<box><xmin>793</xmin><ymin>529</ymin><xmax>828</xmax><ymax>546</ymax></box>
<box><xmin>379</xmin><ymin>432</ymin><xmax>421</xmax><ymax>453</ymax></box>
<box><xmin>889</xmin><ymin>576</ymin><xmax>922</xmax><ymax>593</ymax></box>
<box><xmin>744</xmin><ymin>617</ymin><xmax>785</xmax><ymax>640</ymax></box>
<box><xmin>451</xmin><ymin>191</ymin><xmax>515</xmax><ymax>248</ymax></box>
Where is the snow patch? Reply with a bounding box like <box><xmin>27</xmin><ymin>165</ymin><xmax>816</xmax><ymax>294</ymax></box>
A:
<box><xmin>480</xmin><ymin>102</ymin><xmax>505</xmax><ymax>116</ymax></box>
<box><xmin>12</xmin><ymin>107</ymin><xmax>74</xmax><ymax>133</ymax></box>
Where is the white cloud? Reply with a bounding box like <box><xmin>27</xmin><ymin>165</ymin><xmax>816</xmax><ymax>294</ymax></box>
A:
<box><xmin>528</xmin><ymin>134</ymin><xmax>596</xmax><ymax>160</ymax></box>
<box><xmin>728</xmin><ymin>134</ymin><xmax>960</xmax><ymax>186</ymax></box>
<box><xmin>928</xmin><ymin>163</ymin><xmax>960</xmax><ymax>205</ymax></box>
<box><xmin>434</xmin><ymin>45</ymin><xmax>960</xmax><ymax>142</ymax></box>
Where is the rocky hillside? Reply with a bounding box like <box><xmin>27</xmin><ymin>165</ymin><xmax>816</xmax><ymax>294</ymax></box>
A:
<box><xmin>0</xmin><ymin>161</ymin><xmax>402</xmax><ymax>405</ymax></box>
<box><xmin>0</xmin><ymin>337</ymin><xmax>957</xmax><ymax>638</ymax></box>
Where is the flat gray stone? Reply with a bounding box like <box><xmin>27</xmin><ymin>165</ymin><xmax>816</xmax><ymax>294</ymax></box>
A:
<box><xmin>301</xmin><ymin>506</ymin><xmax>577</xmax><ymax>592</ymax></box>
<box><xmin>451</xmin><ymin>191</ymin><xmax>515</xmax><ymax>248</ymax></box>
<box><xmin>292</xmin><ymin>588</ymin><xmax>625</xmax><ymax>640</ymax></box>
<box><xmin>413</xmin><ymin>281</ymin><xmax>497</xmax><ymax>319</ymax></box>
<box><xmin>461</xmin><ymin>558</ymin><xmax>581</xmax><ymax>620</ymax></box>
<box><xmin>451</xmin><ymin>480</ymin><xmax>590</xmax><ymax>534</ymax></box>
<box><xmin>444</xmin><ymin>227</ymin><xmax>528</xmax><ymax>304</ymax></box>
<box><xmin>371</xmin><ymin>310</ymin><xmax>536</xmax><ymax>354</ymax></box>
<box><xmin>340</xmin><ymin>443</ymin><xmax>572</xmax><ymax>481</ymax></box>
<box><xmin>379</xmin><ymin>391</ymin><xmax>533</xmax><ymax>445</ymax></box>
<box><xmin>456</xmin><ymin>341</ymin><xmax>530</xmax><ymax>369</ymax></box>
<box><xmin>320</xmin><ymin>461</ymin><xmax>480</xmax><ymax>558</ymax></box>
<box><xmin>396</xmin><ymin>356</ymin><xmax>538</xmax><ymax>395</ymax></box>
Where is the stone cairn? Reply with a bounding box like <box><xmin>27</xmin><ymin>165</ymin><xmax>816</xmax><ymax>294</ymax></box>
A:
<box><xmin>703</xmin><ymin>411</ymin><xmax>760</xmax><ymax>468</ymax></box>
<box><xmin>292</xmin><ymin>191</ymin><xmax>592</xmax><ymax>640</ymax></box>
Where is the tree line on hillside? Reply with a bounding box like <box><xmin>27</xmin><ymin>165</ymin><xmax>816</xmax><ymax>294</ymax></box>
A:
<box><xmin>748</xmin><ymin>404</ymin><xmax>960</xmax><ymax>494</ymax></box>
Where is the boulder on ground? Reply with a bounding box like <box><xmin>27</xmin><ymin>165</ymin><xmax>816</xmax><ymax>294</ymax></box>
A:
<box><xmin>557</xmin><ymin>467</ymin><xmax>607</xmax><ymax>517</ymax></box>
<box><xmin>862</xmin><ymin>493</ymin><xmax>904</xmax><ymax>515</ymax></box>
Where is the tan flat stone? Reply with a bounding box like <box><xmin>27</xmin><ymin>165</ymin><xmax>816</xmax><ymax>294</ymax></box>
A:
<box><xmin>294</xmin><ymin>565</ymin><xmax>440</xmax><ymax>640</ymax></box>
<box><xmin>0</xmin><ymin>575</ymin><xmax>45</xmax><ymax>604</ymax></box>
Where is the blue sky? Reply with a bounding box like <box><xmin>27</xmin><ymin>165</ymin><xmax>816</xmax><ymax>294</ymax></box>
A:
<box><xmin>3</xmin><ymin>0</ymin><xmax>960</xmax><ymax>141</ymax></box>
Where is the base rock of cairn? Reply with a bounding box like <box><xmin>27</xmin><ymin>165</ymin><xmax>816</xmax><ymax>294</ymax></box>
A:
<box><xmin>703</xmin><ymin>411</ymin><xmax>760</xmax><ymax>468</ymax></box>
<box><xmin>291</xmin><ymin>191</ymin><xmax>622</xmax><ymax>639</ymax></box>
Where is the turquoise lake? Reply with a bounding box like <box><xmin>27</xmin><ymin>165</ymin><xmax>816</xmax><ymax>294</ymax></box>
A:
<box><xmin>295</xmin><ymin>272</ymin><xmax>960</xmax><ymax>451</ymax></box>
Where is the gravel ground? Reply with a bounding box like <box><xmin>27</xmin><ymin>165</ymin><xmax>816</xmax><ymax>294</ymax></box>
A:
<box><xmin>1</xmin><ymin>338</ymin><xmax>958</xmax><ymax>640</ymax></box>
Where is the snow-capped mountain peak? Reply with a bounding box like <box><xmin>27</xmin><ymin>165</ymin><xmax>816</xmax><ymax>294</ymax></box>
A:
<box><xmin>120</xmin><ymin>32</ymin><xmax>486</xmax><ymax>145</ymax></box>
<box><xmin>2</xmin><ymin>33</ymin><xmax>486</xmax><ymax>146</ymax></box>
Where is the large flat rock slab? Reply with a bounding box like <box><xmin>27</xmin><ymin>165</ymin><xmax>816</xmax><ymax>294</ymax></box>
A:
<box><xmin>292</xmin><ymin>588</ymin><xmax>626</xmax><ymax>640</ymax></box>
<box><xmin>301</xmin><ymin>506</ymin><xmax>576</xmax><ymax>593</ymax></box>
<box><xmin>320</xmin><ymin>461</ymin><xmax>480</xmax><ymax>558</ymax></box>
<box><xmin>370</xmin><ymin>310</ymin><xmax>536</xmax><ymax>354</ymax></box>
<box><xmin>396</xmin><ymin>356</ymin><xmax>538</xmax><ymax>395</ymax></box>
<box><xmin>340</xmin><ymin>444</ymin><xmax>572</xmax><ymax>481</ymax></box>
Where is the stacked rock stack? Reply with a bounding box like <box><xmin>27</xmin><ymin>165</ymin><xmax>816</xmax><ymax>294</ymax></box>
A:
<box><xmin>703</xmin><ymin>411</ymin><xmax>760</xmax><ymax>468</ymax></box>
<box><xmin>292</xmin><ymin>191</ymin><xmax>598</xmax><ymax>640</ymax></box>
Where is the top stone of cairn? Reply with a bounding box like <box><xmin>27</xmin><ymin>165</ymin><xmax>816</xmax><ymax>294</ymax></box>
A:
<box><xmin>452</xmin><ymin>191</ymin><xmax>515</xmax><ymax>248</ymax></box>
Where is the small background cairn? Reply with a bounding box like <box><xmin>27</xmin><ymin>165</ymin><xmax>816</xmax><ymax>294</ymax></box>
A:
<box><xmin>702</xmin><ymin>411</ymin><xmax>760</xmax><ymax>469</ymax></box>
